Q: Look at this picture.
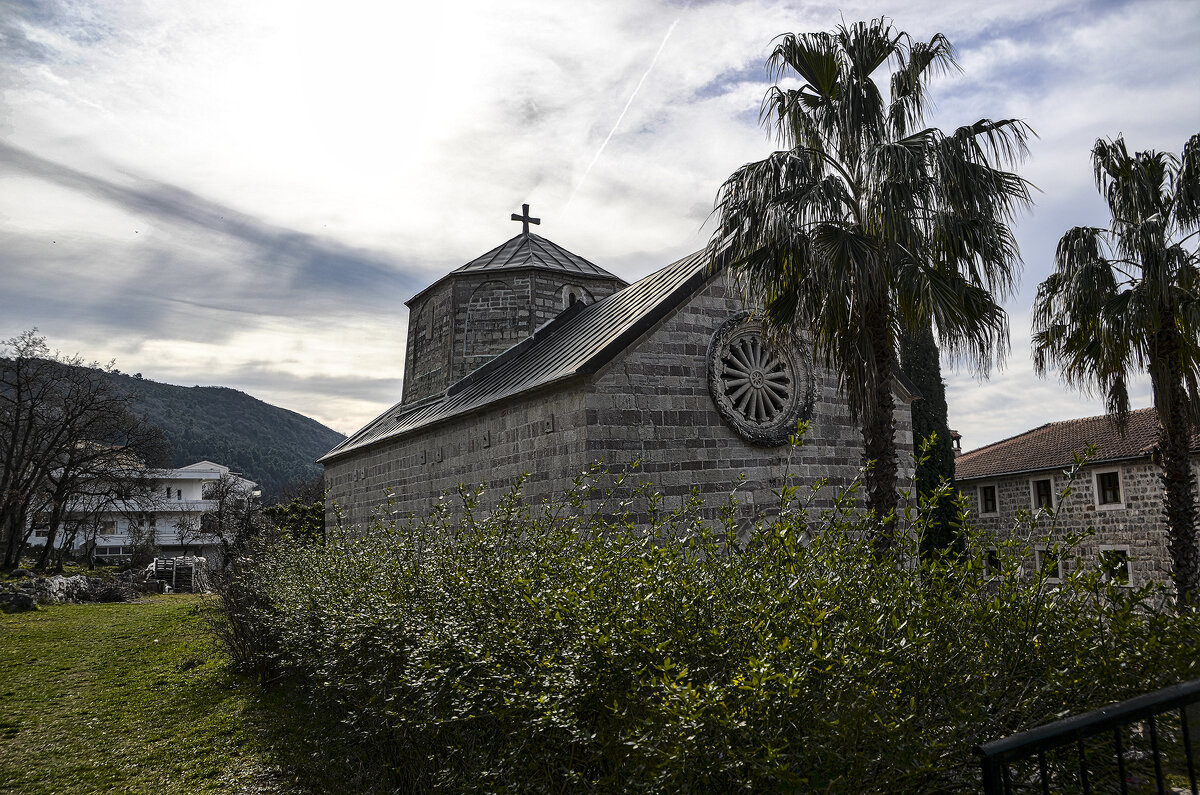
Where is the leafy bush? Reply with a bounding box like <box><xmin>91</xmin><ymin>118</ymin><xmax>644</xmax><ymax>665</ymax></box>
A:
<box><xmin>204</xmin><ymin>566</ymin><xmax>280</xmax><ymax>688</ymax></box>
<box><xmin>219</xmin><ymin>464</ymin><xmax>1200</xmax><ymax>793</ymax></box>
<box><xmin>263</xmin><ymin>497</ymin><xmax>324</xmax><ymax>543</ymax></box>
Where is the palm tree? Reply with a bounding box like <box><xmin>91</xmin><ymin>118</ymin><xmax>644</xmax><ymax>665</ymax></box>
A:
<box><xmin>709</xmin><ymin>18</ymin><xmax>1033</xmax><ymax>533</ymax></box>
<box><xmin>1033</xmin><ymin>134</ymin><xmax>1200</xmax><ymax>602</ymax></box>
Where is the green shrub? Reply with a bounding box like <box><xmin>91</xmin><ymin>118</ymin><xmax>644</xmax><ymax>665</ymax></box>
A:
<box><xmin>219</xmin><ymin>464</ymin><xmax>1200</xmax><ymax>793</ymax></box>
<box><xmin>263</xmin><ymin>497</ymin><xmax>325</xmax><ymax>543</ymax></box>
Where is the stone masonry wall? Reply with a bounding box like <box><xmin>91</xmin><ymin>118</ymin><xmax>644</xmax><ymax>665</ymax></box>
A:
<box><xmin>447</xmin><ymin>270</ymin><xmax>625</xmax><ymax>393</ymax></box>
<box><xmin>401</xmin><ymin>281</ymin><xmax>454</xmax><ymax>405</ymax></box>
<box><xmin>325</xmin><ymin>383</ymin><xmax>590</xmax><ymax>530</ymax></box>
<box><xmin>528</xmin><ymin>271</ymin><xmax>622</xmax><ymax>327</ymax></box>
<box><xmin>585</xmin><ymin>274</ymin><xmax>912</xmax><ymax>527</ymax></box>
<box><xmin>460</xmin><ymin>278</ymin><xmax>528</xmax><ymax>378</ymax></box>
<box><xmin>331</xmin><ymin>271</ymin><xmax>915</xmax><ymax>532</ymax></box>
<box><xmin>961</xmin><ymin>459</ymin><xmax>1200</xmax><ymax>587</ymax></box>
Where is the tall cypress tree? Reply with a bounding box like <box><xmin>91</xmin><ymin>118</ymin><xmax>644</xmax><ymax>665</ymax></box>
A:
<box><xmin>899</xmin><ymin>323</ymin><xmax>958</xmax><ymax>552</ymax></box>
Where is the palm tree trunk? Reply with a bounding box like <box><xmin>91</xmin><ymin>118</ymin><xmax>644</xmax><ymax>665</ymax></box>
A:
<box><xmin>863</xmin><ymin>306</ymin><xmax>899</xmax><ymax>535</ymax></box>
<box><xmin>1151</xmin><ymin>323</ymin><xmax>1200</xmax><ymax>605</ymax></box>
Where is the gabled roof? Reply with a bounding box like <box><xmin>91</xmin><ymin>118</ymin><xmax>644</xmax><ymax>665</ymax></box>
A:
<box><xmin>177</xmin><ymin>461</ymin><xmax>229</xmax><ymax>474</ymax></box>
<box><xmin>956</xmin><ymin>407</ymin><xmax>1200</xmax><ymax>481</ymax></box>
<box><xmin>321</xmin><ymin>250</ymin><xmax>712</xmax><ymax>463</ymax></box>
<box><xmin>405</xmin><ymin>233</ymin><xmax>625</xmax><ymax>306</ymax></box>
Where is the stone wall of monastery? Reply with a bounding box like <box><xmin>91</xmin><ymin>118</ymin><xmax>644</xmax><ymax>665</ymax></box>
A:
<box><xmin>324</xmin><ymin>383</ymin><xmax>590</xmax><ymax>530</ymax></box>
<box><xmin>403</xmin><ymin>270</ymin><xmax>626</xmax><ymax>405</ymax></box>
<box><xmin>402</xmin><ymin>281</ymin><xmax>455</xmax><ymax>405</ymax></box>
<box><xmin>584</xmin><ymin>275</ymin><xmax>913</xmax><ymax>527</ymax></box>
<box><xmin>527</xmin><ymin>271</ymin><xmax>622</xmax><ymax>329</ymax></box>
<box><xmin>332</xmin><ymin>272</ymin><xmax>917</xmax><ymax>533</ymax></box>
<box><xmin>451</xmin><ymin>270</ymin><xmax>623</xmax><ymax>385</ymax></box>
<box><xmin>456</xmin><ymin>275</ymin><xmax>533</xmax><ymax>382</ymax></box>
<box><xmin>960</xmin><ymin>460</ymin><xmax>1200</xmax><ymax>587</ymax></box>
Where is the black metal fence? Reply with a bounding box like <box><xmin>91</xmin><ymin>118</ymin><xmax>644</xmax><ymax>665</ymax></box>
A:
<box><xmin>974</xmin><ymin>679</ymin><xmax>1200</xmax><ymax>794</ymax></box>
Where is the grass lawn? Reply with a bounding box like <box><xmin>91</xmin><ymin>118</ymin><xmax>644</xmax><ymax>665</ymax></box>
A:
<box><xmin>0</xmin><ymin>595</ymin><xmax>338</xmax><ymax>794</ymax></box>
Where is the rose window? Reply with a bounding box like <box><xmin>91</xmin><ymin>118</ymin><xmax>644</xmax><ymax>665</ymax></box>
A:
<box><xmin>719</xmin><ymin>333</ymin><xmax>793</xmax><ymax>423</ymax></box>
<box><xmin>707</xmin><ymin>314</ymin><xmax>814</xmax><ymax>446</ymax></box>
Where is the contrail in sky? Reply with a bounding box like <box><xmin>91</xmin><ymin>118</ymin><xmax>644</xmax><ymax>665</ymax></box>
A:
<box><xmin>565</xmin><ymin>18</ymin><xmax>679</xmax><ymax>210</ymax></box>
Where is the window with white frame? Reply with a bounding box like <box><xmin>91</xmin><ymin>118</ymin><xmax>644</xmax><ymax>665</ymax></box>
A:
<box><xmin>1098</xmin><ymin>546</ymin><xmax>1132</xmax><ymax>586</ymax></box>
<box><xmin>1035</xmin><ymin>547</ymin><xmax>1063</xmax><ymax>582</ymax></box>
<box><xmin>978</xmin><ymin>484</ymin><xmax>998</xmax><ymax>515</ymax></box>
<box><xmin>1030</xmin><ymin>477</ymin><xmax>1054</xmax><ymax>511</ymax></box>
<box><xmin>1094</xmin><ymin>469</ymin><xmax>1124</xmax><ymax>509</ymax></box>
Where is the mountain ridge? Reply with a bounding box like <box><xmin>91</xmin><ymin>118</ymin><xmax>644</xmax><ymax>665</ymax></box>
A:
<box><xmin>106</xmin><ymin>369</ymin><xmax>345</xmax><ymax>499</ymax></box>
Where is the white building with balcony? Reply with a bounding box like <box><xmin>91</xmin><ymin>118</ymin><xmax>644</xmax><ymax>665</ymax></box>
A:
<box><xmin>97</xmin><ymin>461</ymin><xmax>257</xmax><ymax>562</ymax></box>
<box><xmin>26</xmin><ymin>460</ymin><xmax>258</xmax><ymax>564</ymax></box>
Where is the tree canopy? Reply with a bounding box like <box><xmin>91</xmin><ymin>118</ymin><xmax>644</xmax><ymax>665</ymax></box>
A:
<box><xmin>1033</xmin><ymin>133</ymin><xmax>1200</xmax><ymax>601</ymax></box>
<box><xmin>0</xmin><ymin>330</ymin><xmax>169</xmax><ymax>569</ymax></box>
<box><xmin>709</xmin><ymin>18</ymin><xmax>1032</xmax><ymax>528</ymax></box>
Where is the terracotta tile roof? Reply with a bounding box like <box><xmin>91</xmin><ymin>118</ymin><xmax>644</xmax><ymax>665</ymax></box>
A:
<box><xmin>956</xmin><ymin>407</ymin><xmax>1200</xmax><ymax>481</ymax></box>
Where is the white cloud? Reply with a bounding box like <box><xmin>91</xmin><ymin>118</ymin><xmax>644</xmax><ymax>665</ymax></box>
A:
<box><xmin>1</xmin><ymin>0</ymin><xmax>1197</xmax><ymax>443</ymax></box>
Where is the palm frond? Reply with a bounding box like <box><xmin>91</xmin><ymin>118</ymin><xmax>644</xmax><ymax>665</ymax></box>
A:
<box><xmin>1034</xmin><ymin>134</ymin><xmax>1200</xmax><ymax>451</ymax></box>
<box><xmin>888</xmin><ymin>32</ymin><xmax>957</xmax><ymax>138</ymax></box>
<box><xmin>768</xmin><ymin>32</ymin><xmax>840</xmax><ymax>97</ymax></box>
<box><xmin>711</xmin><ymin>18</ymin><xmax>1034</xmax><ymax>472</ymax></box>
<box><xmin>1175</xmin><ymin>133</ymin><xmax>1200</xmax><ymax>232</ymax></box>
<box><xmin>836</xmin><ymin>18</ymin><xmax>901</xmax><ymax>81</ymax></box>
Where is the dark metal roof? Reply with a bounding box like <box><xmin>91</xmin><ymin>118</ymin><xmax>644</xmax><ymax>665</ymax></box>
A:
<box><xmin>320</xmin><ymin>250</ymin><xmax>713</xmax><ymax>463</ymax></box>
<box><xmin>405</xmin><ymin>233</ymin><xmax>626</xmax><ymax>307</ymax></box>
<box><xmin>454</xmin><ymin>232</ymin><xmax>620</xmax><ymax>279</ymax></box>
<box><xmin>956</xmin><ymin>407</ymin><xmax>1200</xmax><ymax>481</ymax></box>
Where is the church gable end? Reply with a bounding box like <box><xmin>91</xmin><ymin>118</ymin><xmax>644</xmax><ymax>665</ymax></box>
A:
<box><xmin>582</xmin><ymin>271</ymin><xmax>876</xmax><ymax>521</ymax></box>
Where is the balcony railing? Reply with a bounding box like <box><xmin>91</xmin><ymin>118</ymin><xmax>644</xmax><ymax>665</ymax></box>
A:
<box><xmin>98</xmin><ymin>499</ymin><xmax>218</xmax><ymax>513</ymax></box>
<box><xmin>975</xmin><ymin>678</ymin><xmax>1200</xmax><ymax>794</ymax></box>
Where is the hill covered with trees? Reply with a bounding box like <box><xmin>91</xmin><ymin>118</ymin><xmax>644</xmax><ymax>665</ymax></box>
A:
<box><xmin>109</xmin><ymin>370</ymin><xmax>345</xmax><ymax>499</ymax></box>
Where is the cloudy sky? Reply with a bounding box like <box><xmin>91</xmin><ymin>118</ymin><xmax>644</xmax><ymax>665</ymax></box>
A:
<box><xmin>2</xmin><ymin>0</ymin><xmax>1198</xmax><ymax>452</ymax></box>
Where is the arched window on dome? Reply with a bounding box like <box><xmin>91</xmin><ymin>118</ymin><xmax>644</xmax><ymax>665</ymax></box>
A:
<box><xmin>561</xmin><ymin>284</ymin><xmax>594</xmax><ymax>309</ymax></box>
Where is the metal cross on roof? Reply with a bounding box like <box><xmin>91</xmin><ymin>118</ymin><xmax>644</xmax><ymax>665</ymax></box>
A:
<box><xmin>511</xmin><ymin>203</ymin><xmax>541</xmax><ymax>236</ymax></box>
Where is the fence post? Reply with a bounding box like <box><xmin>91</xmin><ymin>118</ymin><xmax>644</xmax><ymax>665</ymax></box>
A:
<box><xmin>976</xmin><ymin>749</ymin><xmax>1004</xmax><ymax>795</ymax></box>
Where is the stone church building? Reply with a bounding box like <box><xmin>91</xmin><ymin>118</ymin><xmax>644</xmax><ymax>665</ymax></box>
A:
<box><xmin>321</xmin><ymin>210</ymin><xmax>916</xmax><ymax>528</ymax></box>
